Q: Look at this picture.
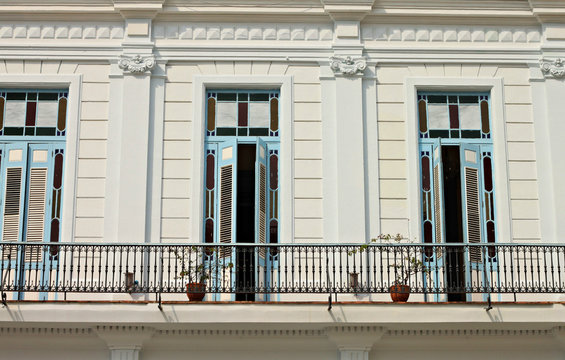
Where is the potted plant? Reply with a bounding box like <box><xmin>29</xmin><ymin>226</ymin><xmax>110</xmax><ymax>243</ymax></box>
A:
<box><xmin>176</xmin><ymin>246</ymin><xmax>233</xmax><ymax>301</ymax></box>
<box><xmin>378</xmin><ymin>234</ymin><xmax>429</xmax><ymax>302</ymax></box>
<box><xmin>349</xmin><ymin>234</ymin><xmax>429</xmax><ymax>302</ymax></box>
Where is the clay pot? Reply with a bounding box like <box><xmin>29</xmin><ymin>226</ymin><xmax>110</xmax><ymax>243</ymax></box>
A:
<box><xmin>389</xmin><ymin>284</ymin><xmax>410</xmax><ymax>302</ymax></box>
<box><xmin>186</xmin><ymin>282</ymin><xmax>206</xmax><ymax>301</ymax></box>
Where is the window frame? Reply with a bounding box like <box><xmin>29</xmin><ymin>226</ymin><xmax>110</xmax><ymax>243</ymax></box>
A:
<box><xmin>0</xmin><ymin>74</ymin><xmax>81</xmax><ymax>243</ymax></box>
<box><xmin>192</xmin><ymin>75</ymin><xmax>293</xmax><ymax>245</ymax></box>
<box><xmin>405</xmin><ymin>77</ymin><xmax>511</xmax><ymax>245</ymax></box>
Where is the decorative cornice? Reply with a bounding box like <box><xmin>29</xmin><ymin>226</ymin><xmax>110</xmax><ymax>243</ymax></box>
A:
<box><xmin>330</xmin><ymin>55</ymin><xmax>367</xmax><ymax>75</ymax></box>
<box><xmin>540</xmin><ymin>58</ymin><xmax>565</xmax><ymax>78</ymax></box>
<box><xmin>0</xmin><ymin>23</ymin><xmax>123</xmax><ymax>40</ymax></box>
<box><xmin>387</xmin><ymin>329</ymin><xmax>553</xmax><ymax>337</ymax></box>
<box><xmin>158</xmin><ymin>329</ymin><xmax>326</xmax><ymax>337</ymax></box>
<box><xmin>361</xmin><ymin>25</ymin><xmax>541</xmax><ymax>43</ymax></box>
<box><xmin>152</xmin><ymin>23</ymin><xmax>333</xmax><ymax>41</ymax></box>
<box><xmin>118</xmin><ymin>55</ymin><xmax>156</xmax><ymax>74</ymax></box>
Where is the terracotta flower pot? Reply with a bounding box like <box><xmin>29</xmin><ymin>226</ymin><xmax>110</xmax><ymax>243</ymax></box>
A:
<box><xmin>389</xmin><ymin>284</ymin><xmax>410</xmax><ymax>302</ymax></box>
<box><xmin>186</xmin><ymin>282</ymin><xmax>206</xmax><ymax>301</ymax></box>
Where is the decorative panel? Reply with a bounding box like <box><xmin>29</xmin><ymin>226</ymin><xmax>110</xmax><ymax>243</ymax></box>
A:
<box><xmin>0</xmin><ymin>90</ymin><xmax>68</xmax><ymax>137</ymax></box>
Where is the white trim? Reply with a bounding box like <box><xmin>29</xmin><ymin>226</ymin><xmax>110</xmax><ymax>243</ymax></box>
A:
<box><xmin>0</xmin><ymin>74</ymin><xmax>82</xmax><ymax>243</ymax></box>
<box><xmin>405</xmin><ymin>77</ymin><xmax>512</xmax><ymax>244</ymax></box>
<box><xmin>191</xmin><ymin>75</ymin><xmax>294</xmax><ymax>244</ymax></box>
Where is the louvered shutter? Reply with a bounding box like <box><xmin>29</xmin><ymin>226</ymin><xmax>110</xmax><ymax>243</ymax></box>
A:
<box><xmin>218</xmin><ymin>140</ymin><xmax>237</xmax><ymax>259</ymax></box>
<box><xmin>23</xmin><ymin>144</ymin><xmax>53</xmax><ymax>263</ymax></box>
<box><xmin>431</xmin><ymin>139</ymin><xmax>445</xmax><ymax>247</ymax></box>
<box><xmin>460</xmin><ymin>144</ymin><xmax>483</xmax><ymax>264</ymax></box>
<box><xmin>254</xmin><ymin>138</ymin><xmax>268</xmax><ymax>299</ymax></box>
<box><xmin>255</xmin><ymin>138</ymin><xmax>268</xmax><ymax>259</ymax></box>
<box><xmin>1</xmin><ymin>143</ymin><xmax>28</xmax><ymax>261</ymax></box>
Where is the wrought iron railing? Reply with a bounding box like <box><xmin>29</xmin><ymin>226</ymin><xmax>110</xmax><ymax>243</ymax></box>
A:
<box><xmin>1</xmin><ymin>243</ymin><xmax>564</xmax><ymax>300</ymax></box>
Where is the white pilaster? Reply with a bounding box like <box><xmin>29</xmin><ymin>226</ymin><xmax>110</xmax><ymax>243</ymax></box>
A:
<box><xmin>95</xmin><ymin>325</ymin><xmax>154</xmax><ymax>360</ymax></box>
<box><xmin>327</xmin><ymin>326</ymin><xmax>384</xmax><ymax>360</ymax></box>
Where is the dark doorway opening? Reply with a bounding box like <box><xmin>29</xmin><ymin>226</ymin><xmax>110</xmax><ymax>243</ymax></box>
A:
<box><xmin>441</xmin><ymin>145</ymin><xmax>466</xmax><ymax>302</ymax></box>
<box><xmin>236</xmin><ymin>144</ymin><xmax>256</xmax><ymax>301</ymax></box>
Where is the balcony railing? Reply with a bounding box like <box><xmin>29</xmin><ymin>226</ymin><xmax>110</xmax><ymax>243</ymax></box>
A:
<box><xmin>1</xmin><ymin>243</ymin><xmax>564</xmax><ymax>301</ymax></box>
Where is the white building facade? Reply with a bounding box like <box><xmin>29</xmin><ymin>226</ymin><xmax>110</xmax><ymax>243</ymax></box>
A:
<box><xmin>1</xmin><ymin>0</ymin><xmax>565</xmax><ymax>359</ymax></box>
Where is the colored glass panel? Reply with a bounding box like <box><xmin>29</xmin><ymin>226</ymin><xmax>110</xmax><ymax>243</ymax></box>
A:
<box><xmin>459</xmin><ymin>104</ymin><xmax>480</xmax><ymax>129</ymax></box>
<box><xmin>270</xmin><ymin>98</ymin><xmax>279</xmax><ymax>132</ymax></box>
<box><xmin>421</xmin><ymin>155</ymin><xmax>430</xmax><ymax>191</ymax></box>
<box><xmin>207</xmin><ymin>98</ymin><xmax>216</xmax><ymax>132</ymax></box>
<box><xmin>217</xmin><ymin>93</ymin><xmax>236</xmax><ymax>101</ymax></box>
<box><xmin>427</xmin><ymin>95</ymin><xmax>446</xmax><ymax>103</ymax></box>
<box><xmin>481</xmin><ymin>100</ymin><xmax>490</xmax><ymax>134</ymax></box>
<box><xmin>54</xmin><ymin>153</ymin><xmax>63</xmax><ymax>189</ymax></box>
<box><xmin>238</xmin><ymin>102</ymin><xmax>248</xmax><ymax>126</ymax></box>
<box><xmin>483</xmin><ymin>156</ymin><xmax>492</xmax><ymax>191</ymax></box>
<box><xmin>423</xmin><ymin>221</ymin><xmax>433</xmax><ymax>259</ymax></box>
<box><xmin>37</xmin><ymin>101</ymin><xmax>58</xmax><ymax>127</ymax></box>
<box><xmin>250</xmin><ymin>93</ymin><xmax>269</xmax><ymax>101</ymax></box>
<box><xmin>50</xmin><ymin>218</ymin><xmax>60</xmax><ymax>243</ymax></box>
<box><xmin>39</xmin><ymin>93</ymin><xmax>58</xmax><ymax>101</ymax></box>
<box><xmin>57</xmin><ymin>97</ymin><xmax>67</xmax><ymax>131</ymax></box>
<box><xmin>449</xmin><ymin>104</ymin><xmax>459</xmax><ymax>129</ymax></box>
<box><xmin>269</xmin><ymin>220</ymin><xmax>278</xmax><ymax>244</ymax></box>
<box><xmin>206</xmin><ymin>154</ymin><xmax>215</xmax><ymax>190</ymax></box>
<box><xmin>418</xmin><ymin>100</ymin><xmax>427</xmax><ymax>133</ymax></box>
<box><xmin>205</xmin><ymin>218</ymin><xmax>214</xmax><ymax>243</ymax></box>
<box><xmin>270</xmin><ymin>154</ymin><xmax>278</xmax><ymax>190</ymax></box>
<box><xmin>487</xmin><ymin>221</ymin><xmax>496</xmax><ymax>257</ymax></box>
<box><xmin>26</xmin><ymin>101</ymin><xmax>37</xmax><ymax>126</ymax></box>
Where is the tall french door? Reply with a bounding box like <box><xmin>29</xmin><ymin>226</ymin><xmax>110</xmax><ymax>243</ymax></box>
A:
<box><xmin>0</xmin><ymin>142</ymin><xmax>64</xmax><ymax>300</ymax></box>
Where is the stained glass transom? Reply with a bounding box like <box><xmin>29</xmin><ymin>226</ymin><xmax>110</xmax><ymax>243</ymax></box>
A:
<box><xmin>206</xmin><ymin>90</ymin><xmax>280</xmax><ymax>137</ymax></box>
<box><xmin>0</xmin><ymin>90</ymin><xmax>68</xmax><ymax>137</ymax></box>
<box><xmin>418</xmin><ymin>93</ymin><xmax>490</xmax><ymax>139</ymax></box>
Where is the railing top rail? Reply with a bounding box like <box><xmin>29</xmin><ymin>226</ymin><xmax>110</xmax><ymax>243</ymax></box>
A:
<box><xmin>3</xmin><ymin>242</ymin><xmax>563</xmax><ymax>247</ymax></box>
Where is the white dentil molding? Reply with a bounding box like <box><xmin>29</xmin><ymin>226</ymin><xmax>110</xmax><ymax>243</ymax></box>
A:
<box><xmin>152</xmin><ymin>22</ymin><xmax>333</xmax><ymax>41</ymax></box>
<box><xmin>361</xmin><ymin>25</ymin><xmax>541</xmax><ymax>43</ymax></box>
<box><xmin>0</xmin><ymin>22</ymin><xmax>123</xmax><ymax>40</ymax></box>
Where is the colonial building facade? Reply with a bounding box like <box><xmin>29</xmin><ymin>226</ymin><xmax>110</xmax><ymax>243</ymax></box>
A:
<box><xmin>1</xmin><ymin>0</ymin><xmax>565</xmax><ymax>359</ymax></box>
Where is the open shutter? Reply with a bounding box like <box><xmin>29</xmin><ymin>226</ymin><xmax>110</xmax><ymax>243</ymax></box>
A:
<box><xmin>218</xmin><ymin>139</ymin><xmax>237</xmax><ymax>259</ymax></box>
<box><xmin>1</xmin><ymin>143</ymin><xmax>27</xmax><ymax>261</ymax></box>
<box><xmin>24</xmin><ymin>144</ymin><xmax>53</xmax><ymax>263</ymax></box>
<box><xmin>431</xmin><ymin>138</ymin><xmax>445</xmax><ymax>246</ymax></box>
<box><xmin>255</xmin><ymin>138</ymin><xmax>268</xmax><ymax>258</ymax></box>
<box><xmin>460</xmin><ymin>143</ymin><xmax>482</xmax><ymax>264</ymax></box>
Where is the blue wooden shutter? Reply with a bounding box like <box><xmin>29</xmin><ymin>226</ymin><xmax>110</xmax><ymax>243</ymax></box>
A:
<box><xmin>254</xmin><ymin>138</ymin><xmax>268</xmax><ymax>254</ymax></box>
<box><xmin>254</xmin><ymin>138</ymin><xmax>268</xmax><ymax>298</ymax></box>
<box><xmin>459</xmin><ymin>143</ymin><xmax>482</xmax><ymax>264</ymax></box>
<box><xmin>1</xmin><ymin>143</ymin><xmax>28</xmax><ymax>261</ymax></box>
<box><xmin>432</xmin><ymin>138</ymin><xmax>445</xmax><ymax>245</ymax></box>
<box><xmin>24</xmin><ymin>144</ymin><xmax>54</xmax><ymax>263</ymax></box>
<box><xmin>218</xmin><ymin>139</ymin><xmax>237</xmax><ymax>259</ymax></box>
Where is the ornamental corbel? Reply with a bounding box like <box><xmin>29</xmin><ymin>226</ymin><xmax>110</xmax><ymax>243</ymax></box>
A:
<box><xmin>118</xmin><ymin>55</ymin><xmax>156</xmax><ymax>74</ymax></box>
<box><xmin>540</xmin><ymin>58</ymin><xmax>565</xmax><ymax>78</ymax></box>
<box><xmin>329</xmin><ymin>56</ymin><xmax>367</xmax><ymax>76</ymax></box>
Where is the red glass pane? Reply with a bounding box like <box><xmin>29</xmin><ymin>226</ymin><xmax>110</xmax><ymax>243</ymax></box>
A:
<box><xmin>207</xmin><ymin>98</ymin><xmax>216</xmax><ymax>132</ymax></box>
<box><xmin>26</xmin><ymin>101</ymin><xmax>37</xmax><ymax>126</ymax></box>
<box><xmin>270</xmin><ymin>98</ymin><xmax>279</xmax><ymax>132</ymax></box>
<box><xmin>418</xmin><ymin>100</ymin><xmax>427</xmax><ymax>133</ymax></box>
<box><xmin>270</xmin><ymin>154</ymin><xmax>278</xmax><ymax>190</ymax></box>
<box><xmin>481</xmin><ymin>100</ymin><xmax>490</xmax><ymax>134</ymax></box>
<box><xmin>205</xmin><ymin>218</ymin><xmax>214</xmax><ymax>243</ymax></box>
<box><xmin>238</xmin><ymin>102</ymin><xmax>248</xmax><ymax>127</ymax></box>
<box><xmin>269</xmin><ymin>219</ymin><xmax>278</xmax><ymax>256</ymax></box>
<box><xmin>487</xmin><ymin>221</ymin><xmax>495</xmax><ymax>257</ymax></box>
<box><xmin>449</xmin><ymin>104</ymin><xmax>459</xmax><ymax>129</ymax></box>
<box><xmin>206</xmin><ymin>154</ymin><xmax>215</xmax><ymax>190</ymax></box>
<box><xmin>483</xmin><ymin>156</ymin><xmax>492</xmax><ymax>192</ymax></box>
<box><xmin>57</xmin><ymin>98</ymin><xmax>67</xmax><ymax>131</ymax></box>
<box><xmin>421</xmin><ymin>155</ymin><xmax>430</xmax><ymax>191</ymax></box>
<box><xmin>50</xmin><ymin>218</ymin><xmax>60</xmax><ymax>243</ymax></box>
<box><xmin>54</xmin><ymin>153</ymin><xmax>63</xmax><ymax>189</ymax></box>
<box><xmin>423</xmin><ymin>221</ymin><xmax>433</xmax><ymax>259</ymax></box>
